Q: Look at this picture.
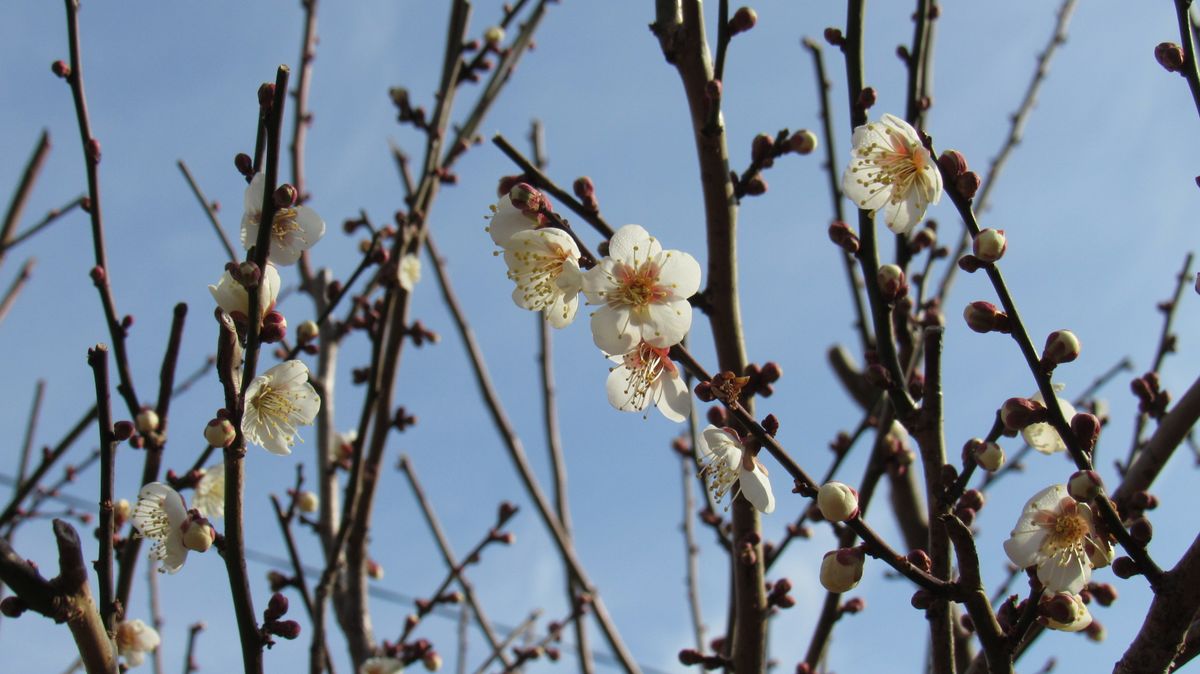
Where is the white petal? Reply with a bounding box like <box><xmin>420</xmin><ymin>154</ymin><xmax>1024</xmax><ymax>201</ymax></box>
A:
<box><xmin>739</xmin><ymin>468</ymin><xmax>775</xmax><ymax>514</ymax></box>
<box><xmin>842</xmin><ymin>159</ymin><xmax>892</xmax><ymax>211</ymax></box>
<box><xmin>656</xmin><ymin>250</ymin><xmax>702</xmax><ymax>300</ymax></box>
<box><xmin>295</xmin><ymin>205</ymin><xmax>326</xmax><ymax>249</ymax></box>
<box><xmin>656</xmin><ymin>372</ymin><xmax>691</xmax><ymax>423</ymax></box>
<box><xmin>546</xmin><ymin>291</ymin><xmax>579</xmax><ymax>329</ymax></box>
<box><xmin>608</xmin><ymin>224</ymin><xmax>661</xmax><ymax>263</ymax></box>
<box><xmin>1038</xmin><ymin>554</ymin><xmax>1089</xmax><ymax>594</ymax></box>
<box><xmin>880</xmin><ymin>113</ymin><xmax>920</xmax><ymax>142</ymax></box>
<box><xmin>590</xmin><ymin>306</ymin><xmax>638</xmax><ymax>355</ymax></box>
<box><xmin>700</xmin><ymin>426</ymin><xmax>741</xmax><ymax>465</ymax></box>
<box><xmin>1002</xmin><ymin>530</ymin><xmax>1046</xmax><ymax>568</ymax></box>
<box><xmin>265</xmin><ymin>359</ymin><xmax>311</xmax><ymax>387</ymax></box>
<box><xmin>580</xmin><ymin>259</ymin><xmax>618</xmax><ymax>305</ymax></box>
<box><xmin>606</xmin><ymin>363</ymin><xmax>647</xmax><ymax>413</ymax></box>
<box><xmin>641</xmin><ymin>299</ymin><xmax>692</xmax><ymax>348</ymax></box>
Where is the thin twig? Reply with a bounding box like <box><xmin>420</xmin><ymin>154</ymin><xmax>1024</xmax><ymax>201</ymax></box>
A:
<box><xmin>86</xmin><ymin>345</ymin><xmax>117</xmax><ymax>635</ymax></box>
<box><xmin>0</xmin><ymin>130</ymin><xmax>51</xmax><ymax>274</ymax></box>
<box><xmin>0</xmin><ymin>196</ymin><xmax>85</xmax><ymax>254</ymax></box>
<box><xmin>0</xmin><ymin>258</ymin><xmax>35</xmax><ymax>327</ymax></box>
<box><xmin>177</xmin><ymin>160</ymin><xmax>237</xmax><ymax>263</ymax></box>
<box><xmin>16</xmin><ymin>380</ymin><xmax>45</xmax><ymax>491</ymax></box>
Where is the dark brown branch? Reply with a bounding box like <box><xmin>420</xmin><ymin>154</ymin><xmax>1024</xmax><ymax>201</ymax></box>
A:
<box><xmin>1114</xmin><ymin>533</ymin><xmax>1200</xmax><ymax>674</ymax></box>
<box><xmin>491</xmin><ymin>134</ymin><xmax>615</xmax><ymax>239</ymax></box>
<box><xmin>0</xmin><ymin>404</ymin><xmax>97</xmax><ymax>529</ymax></box>
<box><xmin>0</xmin><ymin>196</ymin><xmax>85</xmax><ymax>255</ymax></box>
<box><xmin>0</xmin><ymin>130</ymin><xmax>51</xmax><ymax>274</ymax></box>
<box><xmin>943</xmin><ymin>515</ymin><xmax>1011</xmax><ymax>674</ymax></box>
<box><xmin>183</xmin><ymin>622</ymin><xmax>204</xmax><ymax>674</ymax></box>
<box><xmin>86</xmin><ymin>345</ymin><xmax>116</xmax><ymax>634</ymax></box>
<box><xmin>15</xmin><ymin>379</ymin><xmax>46</xmax><ymax>493</ymax></box>
<box><xmin>1173</xmin><ymin>0</ymin><xmax>1200</xmax><ymax>121</ymax></box>
<box><xmin>469</xmin><ymin>610</ymin><xmax>541</xmax><ymax>674</ymax></box>
<box><xmin>1114</xmin><ymin>372</ymin><xmax>1200</xmax><ymax>503</ymax></box>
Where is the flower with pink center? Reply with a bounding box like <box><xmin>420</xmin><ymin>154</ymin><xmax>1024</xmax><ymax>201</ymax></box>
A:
<box><xmin>842</xmin><ymin>113</ymin><xmax>942</xmax><ymax>234</ymax></box>
<box><xmin>582</xmin><ymin>224</ymin><xmax>701</xmax><ymax>355</ymax></box>
<box><xmin>606</xmin><ymin>341</ymin><xmax>690</xmax><ymax>422</ymax></box>
<box><xmin>503</xmin><ymin>227</ymin><xmax>583</xmax><ymax>328</ymax></box>
<box><xmin>1003</xmin><ymin>484</ymin><xmax>1111</xmax><ymax>594</ymax></box>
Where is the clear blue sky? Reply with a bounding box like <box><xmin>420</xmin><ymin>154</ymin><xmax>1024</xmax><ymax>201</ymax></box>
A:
<box><xmin>1</xmin><ymin>2</ymin><xmax>1198</xmax><ymax>672</ymax></box>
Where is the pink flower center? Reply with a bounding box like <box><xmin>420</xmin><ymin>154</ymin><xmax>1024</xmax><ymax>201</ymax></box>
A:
<box><xmin>612</xmin><ymin>262</ymin><xmax>668</xmax><ymax>311</ymax></box>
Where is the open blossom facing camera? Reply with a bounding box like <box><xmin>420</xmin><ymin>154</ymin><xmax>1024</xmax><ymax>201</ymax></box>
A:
<box><xmin>241</xmin><ymin>172</ymin><xmax>326</xmax><ymax>265</ymax></box>
<box><xmin>697</xmin><ymin>425</ymin><xmax>774</xmax><ymax>513</ymax></box>
<box><xmin>1023</xmin><ymin>387</ymin><xmax>1077</xmax><ymax>455</ymax></box>
<box><xmin>242</xmin><ymin>360</ymin><xmax>321</xmax><ymax>455</ymax></box>
<box><xmin>115</xmin><ymin>619</ymin><xmax>160</xmax><ymax>668</ymax></box>
<box><xmin>1003</xmin><ymin>484</ymin><xmax>1112</xmax><ymax>594</ymax></box>
<box><xmin>606</xmin><ymin>341</ymin><xmax>690</xmax><ymax>422</ymax></box>
<box><xmin>842</xmin><ymin>113</ymin><xmax>942</xmax><ymax>234</ymax></box>
<box><xmin>131</xmin><ymin>483</ymin><xmax>190</xmax><ymax>573</ymax></box>
<box><xmin>209</xmin><ymin>262</ymin><xmax>281</xmax><ymax>324</ymax></box>
<box><xmin>192</xmin><ymin>462</ymin><xmax>225</xmax><ymax>520</ymax></box>
<box><xmin>503</xmin><ymin>227</ymin><xmax>583</xmax><ymax>328</ymax></box>
<box><xmin>582</xmin><ymin>224</ymin><xmax>701</xmax><ymax>355</ymax></box>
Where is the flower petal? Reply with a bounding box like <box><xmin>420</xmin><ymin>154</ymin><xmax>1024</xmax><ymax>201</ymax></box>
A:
<box><xmin>656</xmin><ymin>250</ymin><xmax>702</xmax><ymax>300</ymax></box>
<box><xmin>590</xmin><ymin>305</ymin><xmax>638</xmax><ymax>355</ymax></box>
<box><xmin>641</xmin><ymin>299</ymin><xmax>692</xmax><ymax>348</ymax></box>
<box><xmin>607</xmin><ymin>224</ymin><xmax>660</xmax><ymax>263</ymax></box>
<box><xmin>656</xmin><ymin>372</ymin><xmax>691</xmax><ymax>423</ymax></box>
<box><xmin>739</xmin><ymin>468</ymin><xmax>775</xmax><ymax>514</ymax></box>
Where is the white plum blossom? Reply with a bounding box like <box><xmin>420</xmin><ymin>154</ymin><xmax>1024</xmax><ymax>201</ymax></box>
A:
<box><xmin>241</xmin><ymin>172</ymin><xmax>326</xmax><ymax>265</ymax></box>
<box><xmin>115</xmin><ymin>619</ymin><xmax>161</xmax><ymax>668</ymax></box>
<box><xmin>1024</xmin><ymin>386</ymin><xmax>1077</xmax><ymax>455</ymax></box>
<box><xmin>360</xmin><ymin>657</ymin><xmax>405</xmax><ymax>674</ymax></box>
<box><xmin>242</xmin><ymin>360</ymin><xmax>321</xmax><ymax>456</ymax></box>
<box><xmin>192</xmin><ymin>462</ymin><xmax>225</xmax><ymax>520</ymax></box>
<box><xmin>131</xmin><ymin>483</ymin><xmax>190</xmax><ymax>574</ymax></box>
<box><xmin>697</xmin><ymin>425</ymin><xmax>774</xmax><ymax>514</ymax></box>
<box><xmin>1003</xmin><ymin>484</ymin><xmax>1111</xmax><ymax>594</ymax></box>
<box><xmin>486</xmin><ymin>187</ymin><xmax>544</xmax><ymax>248</ymax></box>
<box><xmin>397</xmin><ymin>252</ymin><xmax>422</xmax><ymax>292</ymax></box>
<box><xmin>842</xmin><ymin>113</ymin><xmax>943</xmax><ymax>234</ymax></box>
<box><xmin>503</xmin><ymin>227</ymin><xmax>583</xmax><ymax>328</ymax></box>
<box><xmin>1040</xmin><ymin>592</ymin><xmax>1093</xmax><ymax>632</ymax></box>
<box><xmin>605</xmin><ymin>341</ymin><xmax>690</xmax><ymax>422</ymax></box>
<box><xmin>209</xmin><ymin>263</ymin><xmax>281</xmax><ymax>324</ymax></box>
<box><xmin>582</xmin><ymin>224</ymin><xmax>701</xmax><ymax>355</ymax></box>
<box><xmin>331</xmin><ymin>429</ymin><xmax>357</xmax><ymax>464</ymax></box>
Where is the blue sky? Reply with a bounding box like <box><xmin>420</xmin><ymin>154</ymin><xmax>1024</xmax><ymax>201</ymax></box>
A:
<box><xmin>1</xmin><ymin>1</ymin><xmax>1199</xmax><ymax>673</ymax></box>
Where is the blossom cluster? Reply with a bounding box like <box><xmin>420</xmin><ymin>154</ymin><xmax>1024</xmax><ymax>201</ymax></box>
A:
<box><xmin>486</xmin><ymin>185</ymin><xmax>776</xmax><ymax>513</ymax></box>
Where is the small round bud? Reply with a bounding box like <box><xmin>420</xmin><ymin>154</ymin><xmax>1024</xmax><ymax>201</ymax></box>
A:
<box><xmin>484</xmin><ymin>25</ymin><xmax>505</xmax><ymax>47</ymax></box>
<box><xmin>823</xmin><ymin>27</ymin><xmax>844</xmax><ymax>46</ymax></box>
<box><xmin>761</xmin><ymin>414</ymin><xmax>780</xmax><ymax>436</ymax></box>
<box><xmin>1155</xmin><ymin>42</ymin><xmax>1186</xmax><ymax>73</ymax></box>
<box><xmin>51</xmin><ymin>60</ymin><xmax>71</xmax><ymax>78</ymax></box>
<box><xmin>1041</xmin><ymin>330</ymin><xmax>1081</xmax><ymax>367</ymax></box>
<box><xmin>572</xmin><ymin>176</ymin><xmax>595</xmax><ymax>200</ymax></box>
<box><xmin>910</xmin><ymin>589</ymin><xmax>932</xmax><ymax>610</ymax></box>
<box><xmin>678</xmin><ymin>649</ymin><xmax>705</xmax><ymax>666</ymax></box>
<box><xmin>1085</xmin><ymin>620</ymin><xmax>1106</xmax><ymax>642</ymax></box>
<box><xmin>204</xmin><ymin>417</ymin><xmax>236</xmax><ymax>448</ymax></box>
<box><xmin>972</xmin><ymin>440</ymin><xmax>1005</xmax><ymax>472</ymax></box>
<box><xmin>955</xmin><ymin>171</ymin><xmax>981</xmax><ymax>199</ymax></box>
<box><xmin>751</xmin><ymin>133</ymin><xmax>775</xmax><ymax>164</ymax></box>
<box><xmin>257</xmin><ymin>83</ymin><xmax>276</xmax><ymax>109</ymax></box>
<box><xmin>367</xmin><ymin>559</ymin><xmax>385</xmax><ymax>580</ymax></box>
<box><xmin>296</xmin><ymin>491</ymin><xmax>319</xmax><ymax>514</ymax></box>
<box><xmin>271</xmin><ymin>620</ymin><xmax>301</xmax><ymax>640</ymax></box>
<box><xmin>423</xmin><ymin>652</ymin><xmax>443</xmax><ymax>672</ymax></box>
<box><xmin>857</xmin><ymin>87</ymin><xmax>878</xmax><ymax>110</ymax></box>
<box><xmin>744</xmin><ymin>175</ymin><xmax>768</xmax><ymax>196</ymax></box>
<box><xmin>260</xmin><ymin>311</ymin><xmax>287</xmax><ymax>344</ymax></box>
<box><xmin>819</xmin><ymin>548</ymin><xmax>865</xmax><ymax>593</ymax></box>
<box><xmin>937</xmin><ymin>150</ymin><xmax>968</xmax><ymax>180</ymax></box>
<box><xmin>234</xmin><ymin>153</ymin><xmax>253</xmax><ymax>176</ymax></box>
<box><xmin>113</xmin><ymin>420</ymin><xmax>135</xmax><ymax>442</ymax></box>
<box><xmin>1039</xmin><ymin>592</ymin><xmax>1091</xmax><ymax>632</ymax></box>
<box><xmin>1111</xmin><ymin>556</ymin><xmax>1139</xmax><ymax>579</ymax></box>
<box><xmin>788</xmin><ymin>129</ymin><xmax>818</xmax><ymax>155</ymax></box>
<box><xmin>181</xmin><ymin>514</ymin><xmax>216</xmax><ymax>553</ymax></box>
<box><xmin>1071</xmin><ymin>413</ymin><xmax>1101</xmax><ymax>453</ymax></box>
<box><xmin>817</xmin><ymin>482</ymin><xmax>859</xmax><ymax>522</ymax></box>
<box><xmin>265</xmin><ymin>592</ymin><xmax>290</xmax><ymax>621</ymax></box>
<box><xmin>1090</xmin><ymin>583</ymin><xmax>1118</xmax><ymax>607</ymax></box>
<box><xmin>136</xmin><ymin>408</ymin><xmax>160</xmax><ymax>435</ymax></box>
<box><xmin>0</xmin><ymin>596</ymin><xmax>27</xmax><ymax>618</ymax></box>
<box><xmin>972</xmin><ymin>228</ymin><xmax>1006</xmax><ymax>263</ymax></box>
<box><xmin>906</xmin><ymin>549</ymin><xmax>932</xmax><ymax>574</ymax></box>
<box><xmin>959</xmin><ymin>489</ymin><xmax>985</xmax><ymax>511</ymax></box>
<box><xmin>273</xmin><ymin>184</ymin><xmax>298</xmax><ymax>208</ymax></box>
<box><xmin>876</xmin><ymin>264</ymin><xmax>908</xmax><ymax>301</ymax></box>
<box><xmin>237</xmin><ymin>262</ymin><xmax>261</xmax><ymax>289</ymax></box>
<box><xmin>114</xmin><ymin>499</ymin><xmax>131</xmax><ymax>528</ymax></box>
<box><xmin>90</xmin><ymin>266</ymin><xmax>106</xmax><ymax>285</ymax></box>
<box><xmin>1129</xmin><ymin>517</ymin><xmax>1153</xmax><ymax>545</ymax></box>
<box><xmin>963</xmin><ymin>301</ymin><xmax>1010</xmax><ymax>334</ymax></box>
<box><xmin>828</xmin><ymin>220</ymin><xmax>860</xmax><ymax>254</ymax></box>
<box><xmin>729</xmin><ymin>7</ymin><xmax>758</xmax><ymax>36</ymax></box>
<box><xmin>86</xmin><ymin>139</ymin><xmax>101</xmax><ymax>164</ymax></box>
<box><xmin>1000</xmin><ymin>397</ymin><xmax>1047</xmax><ymax>431</ymax></box>
<box><xmin>297</xmin><ymin>320</ymin><xmax>319</xmax><ymax>343</ymax></box>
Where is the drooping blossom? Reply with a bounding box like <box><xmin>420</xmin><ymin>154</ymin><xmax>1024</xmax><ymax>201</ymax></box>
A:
<box><xmin>242</xmin><ymin>360</ymin><xmax>321</xmax><ymax>456</ymax></box>
<box><xmin>1003</xmin><ymin>484</ymin><xmax>1112</xmax><ymax>594</ymax></box>
<box><xmin>241</xmin><ymin>172</ymin><xmax>326</xmax><ymax>265</ymax></box>
<box><xmin>842</xmin><ymin>113</ymin><xmax>943</xmax><ymax>234</ymax></box>
<box><xmin>503</xmin><ymin>227</ymin><xmax>583</xmax><ymax>328</ymax></box>
<box><xmin>486</xmin><ymin>184</ymin><xmax>548</xmax><ymax>248</ymax></box>
<box><xmin>209</xmin><ymin>262</ymin><xmax>281</xmax><ymax>325</ymax></box>
<box><xmin>605</xmin><ymin>341</ymin><xmax>690</xmax><ymax>422</ymax></box>
<box><xmin>697</xmin><ymin>425</ymin><xmax>774</xmax><ymax>513</ymax></box>
<box><xmin>1023</xmin><ymin>387</ymin><xmax>1077</xmax><ymax>455</ymax></box>
<box><xmin>131</xmin><ymin>483</ymin><xmax>190</xmax><ymax>573</ymax></box>
<box><xmin>115</xmin><ymin>619</ymin><xmax>161</xmax><ymax>668</ymax></box>
<box><xmin>581</xmin><ymin>224</ymin><xmax>701</xmax><ymax>355</ymax></box>
<box><xmin>192</xmin><ymin>462</ymin><xmax>225</xmax><ymax>520</ymax></box>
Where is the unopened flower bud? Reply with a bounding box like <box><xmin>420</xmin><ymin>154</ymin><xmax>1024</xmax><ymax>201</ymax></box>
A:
<box><xmin>204</xmin><ymin>417</ymin><xmax>236</xmax><ymax>448</ymax></box>
<box><xmin>823</xmin><ymin>27</ymin><xmax>844</xmax><ymax>46</ymax></box>
<box><xmin>828</xmin><ymin>220</ymin><xmax>860</xmax><ymax>254</ymax></box>
<box><xmin>265</xmin><ymin>592</ymin><xmax>290</xmax><ymax>621</ymax></box>
<box><xmin>297</xmin><ymin>320</ymin><xmax>319</xmax><ymax>343</ymax></box>
<box><xmin>751</xmin><ymin>133</ymin><xmax>774</xmax><ymax>164</ymax></box>
<box><xmin>876</xmin><ymin>264</ymin><xmax>908</xmax><ymax>301</ymax></box>
<box><xmin>235</xmin><ymin>153</ymin><xmax>254</xmax><ymax>177</ymax></box>
<box><xmin>273</xmin><ymin>184</ymin><xmax>298</xmax><ymax>208</ymax></box>
<box><xmin>1155</xmin><ymin>42</ymin><xmax>1186</xmax><ymax>73</ymax></box>
<box><xmin>367</xmin><ymin>559</ymin><xmax>384</xmax><ymax>580</ymax></box>
<box><xmin>729</xmin><ymin>7</ymin><xmax>758</xmax><ymax>35</ymax></box>
<box><xmin>423</xmin><ymin>652</ymin><xmax>443</xmax><ymax>671</ymax></box>
<box><xmin>0</xmin><ymin>596</ymin><xmax>27</xmax><ymax>618</ymax></box>
<box><xmin>136</xmin><ymin>408</ymin><xmax>160</xmax><ymax>435</ymax></box>
<box><xmin>237</xmin><ymin>262</ymin><xmax>261</xmax><ymax>289</ymax></box>
<box><xmin>955</xmin><ymin>171</ymin><xmax>981</xmax><ymax>199</ymax></box>
<box><xmin>1041</xmin><ymin>330</ymin><xmax>1081</xmax><ymax>368</ymax></box>
<box><xmin>260</xmin><ymin>311</ymin><xmax>287</xmax><ymax>344</ymax></box>
<box><xmin>572</xmin><ymin>176</ymin><xmax>595</xmax><ymax>200</ymax></box>
<box><xmin>51</xmin><ymin>60</ymin><xmax>71</xmax><ymax>78</ymax></box>
<box><xmin>296</xmin><ymin>491</ymin><xmax>319</xmax><ymax>514</ymax></box>
<box><xmin>508</xmin><ymin>182</ymin><xmax>544</xmax><ymax>214</ymax></box>
<box><xmin>1112</xmin><ymin>556</ymin><xmax>1139</xmax><ymax>579</ymax></box>
<box><xmin>972</xmin><ymin>228</ymin><xmax>1006</xmax><ymax>263</ymax></box>
<box><xmin>841</xmin><ymin>597</ymin><xmax>865</xmax><ymax>614</ymax></box>
<box><xmin>858</xmin><ymin>87</ymin><xmax>877</xmax><ymax>110</ymax></box>
<box><xmin>817</xmin><ymin>482</ymin><xmax>859</xmax><ymax>522</ymax></box>
<box><xmin>1000</xmin><ymin>397</ymin><xmax>1047</xmax><ymax>431</ymax></box>
<box><xmin>937</xmin><ymin>150</ymin><xmax>968</xmax><ymax>180</ymax></box>
<box><xmin>484</xmin><ymin>25</ymin><xmax>505</xmax><ymax>47</ymax></box>
<box><xmin>911</xmin><ymin>589</ymin><xmax>932</xmax><ymax>610</ymax></box>
<box><xmin>181</xmin><ymin>513</ymin><xmax>216</xmax><ymax>553</ymax></box>
<box><xmin>906</xmin><ymin>549</ymin><xmax>932</xmax><ymax>574</ymax></box>
<box><xmin>1071</xmin><ymin>413</ymin><xmax>1101</xmax><ymax>452</ymax></box>
<box><xmin>1090</xmin><ymin>583</ymin><xmax>1118</xmax><ymax>607</ymax></box>
<box><xmin>761</xmin><ymin>414</ymin><xmax>780</xmax><ymax>436</ymax></box>
<box><xmin>114</xmin><ymin>499</ymin><xmax>131</xmax><ymax>528</ymax></box>
<box><xmin>113</xmin><ymin>420</ymin><xmax>135</xmax><ymax>442</ymax></box>
<box><xmin>1085</xmin><ymin>620</ymin><xmax>1106</xmax><ymax>642</ymax></box>
<box><xmin>972</xmin><ymin>440</ymin><xmax>1005</xmax><ymax>472</ymax></box>
<box><xmin>959</xmin><ymin>489</ymin><xmax>985</xmax><ymax>511</ymax></box>
<box><xmin>271</xmin><ymin>620</ymin><xmax>301</xmax><ymax>640</ymax></box>
<box><xmin>744</xmin><ymin>175</ymin><xmax>768</xmax><ymax>196</ymax></box>
<box><xmin>963</xmin><ymin>301</ymin><xmax>1009</xmax><ymax>334</ymax></box>
<box><xmin>788</xmin><ymin>129</ymin><xmax>818</xmax><ymax>155</ymax></box>
<box><xmin>819</xmin><ymin>548</ymin><xmax>865</xmax><ymax>593</ymax></box>
<box><xmin>1040</xmin><ymin>592</ymin><xmax>1091</xmax><ymax>632</ymax></box>
<box><xmin>1129</xmin><ymin>517</ymin><xmax>1153</xmax><ymax>545</ymax></box>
